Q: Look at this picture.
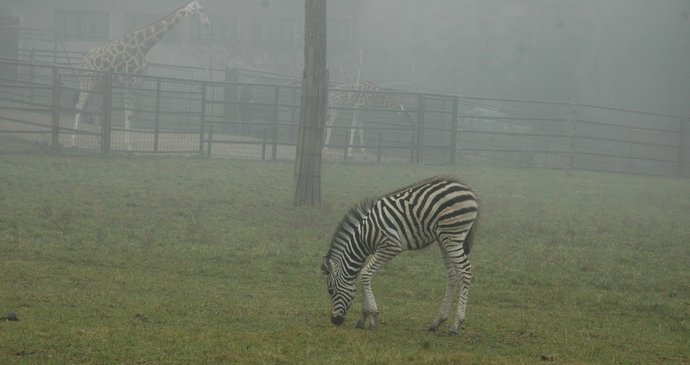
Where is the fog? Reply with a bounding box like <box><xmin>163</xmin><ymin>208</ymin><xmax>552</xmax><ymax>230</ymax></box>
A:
<box><xmin>1</xmin><ymin>0</ymin><xmax>688</xmax><ymax>174</ymax></box>
<box><xmin>357</xmin><ymin>0</ymin><xmax>689</xmax><ymax>116</ymax></box>
<box><xmin>2</xmin><ymin>0</ymin><xmax>687</xmax><ymax>116</ymax></box>
<box><xmin>0</xmin><ymin>2</ymin><xmax>689</xmax><ymax>361</ymax></box>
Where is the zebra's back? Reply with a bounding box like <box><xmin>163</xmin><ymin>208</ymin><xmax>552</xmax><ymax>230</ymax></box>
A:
<box><xmin>371</xmin><ymin>176</ymin><xmax>478</xmax><ymax>252</ymax></box>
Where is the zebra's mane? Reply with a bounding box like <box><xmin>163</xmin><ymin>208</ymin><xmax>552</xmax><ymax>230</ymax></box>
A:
<box><xmin>388</xmin><ymin>175</ymin><xmax>467</xmax><ymax>196</ymax></box>
<box><xmin>326</xmin><ymin>198</ymin><xmax>375</xmax><ymax>259</ymax></box>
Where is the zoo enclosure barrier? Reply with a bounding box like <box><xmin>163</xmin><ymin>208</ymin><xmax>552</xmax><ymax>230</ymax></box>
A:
<box><xmin>0</xmin><ymin>58</ymin><xmax>460</xmax><ymax>164</ymax></box>
<box><xmin>0</xmin><ymin>58</ymin><xmax>688</xmax><ymax>177</ymax></box>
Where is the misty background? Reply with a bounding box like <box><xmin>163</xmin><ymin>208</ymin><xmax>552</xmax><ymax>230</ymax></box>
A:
<box><xmin>362</xmin><ymin>0</ymin><xmax>689</xmax><ymax>116</ymax></box>
<box><xmin>1</xmin><ymin>0</ymin><xmax>688</xmax><ymax>116</ymax></box>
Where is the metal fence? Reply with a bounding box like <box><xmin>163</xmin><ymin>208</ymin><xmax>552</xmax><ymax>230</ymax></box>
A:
<box><xmin>1</xmin><ymin>58</ymin><xmax>688</xmax><ymax>177</ymax></box>
<box><xmin>456</xmin><ymin>96</ymin><xmax>688</xmax><ymax>177</ymax></box>
<box><xmin>0</xmin><ymin>59</ymin><xmax>457</xmax><ymax>164</ymax></box>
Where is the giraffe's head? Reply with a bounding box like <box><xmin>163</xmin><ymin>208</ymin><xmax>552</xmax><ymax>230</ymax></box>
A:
<box><xmin>184</xmin><ymin>0</ymin><xmax>211</xmax><ymax>27</ymax></box>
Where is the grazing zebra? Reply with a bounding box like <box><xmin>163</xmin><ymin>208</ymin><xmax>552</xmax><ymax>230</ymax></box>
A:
<box><xmin>322</xmin><ymin>176</ymin><xmax>479</xmax><ymax>335</ymax></box>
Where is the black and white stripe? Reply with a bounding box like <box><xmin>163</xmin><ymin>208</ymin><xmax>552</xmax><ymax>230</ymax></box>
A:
<box><xmin>322</xmin><ymin>176</ymin><xmax>479</xmax><ymax>334</ymax></box>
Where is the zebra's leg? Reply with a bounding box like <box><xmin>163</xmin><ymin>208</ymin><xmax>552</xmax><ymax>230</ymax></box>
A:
<box><xmin>356</xmin><ymin>247</ymin><xmax>400</xmax><ymax>331</ymax></box>
<box><xmin>449</xmin><ymin>258</ymin><xmax>472</xmax><ymax>335</ymax></box>
<box><xmin>428</xmin><ymin>244</ymin><xmax>456</xmax><ymax>332</ymax></box>
<box><xmin>432</xmin><ymin>238</ymin><xmax>472</xmax><ymax>335</ymax></box>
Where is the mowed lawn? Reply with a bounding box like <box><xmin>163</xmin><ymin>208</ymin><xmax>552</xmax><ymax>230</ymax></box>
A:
<box><xmin>0</xmin><ymin>150</ymin><xmax>688</xmax><ymax>364</ymax></box>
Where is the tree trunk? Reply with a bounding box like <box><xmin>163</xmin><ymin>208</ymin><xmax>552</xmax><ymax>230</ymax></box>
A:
<box><xmin>294</xmin><ymin>0</ymin><xmax>328</xmax><ymax>206</ymax></box>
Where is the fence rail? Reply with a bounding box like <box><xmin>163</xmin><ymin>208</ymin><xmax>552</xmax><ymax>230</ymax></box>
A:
<box><xmin>0</xmin><ymin>58</ymin><xmax>688</xmax><ymax>177</ymax></box>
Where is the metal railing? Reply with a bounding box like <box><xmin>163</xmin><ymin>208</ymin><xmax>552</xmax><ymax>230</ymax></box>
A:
<box><xmin>1</xmin><ymin>58</ymin><xmax>688</xmax><ymax>177</ymax></box>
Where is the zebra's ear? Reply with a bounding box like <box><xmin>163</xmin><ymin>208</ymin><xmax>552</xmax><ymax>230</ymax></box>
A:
<box><xmin>321</xmin><ymin>256</ymin><xmax>332</xmax><ymax>275</ymax></box>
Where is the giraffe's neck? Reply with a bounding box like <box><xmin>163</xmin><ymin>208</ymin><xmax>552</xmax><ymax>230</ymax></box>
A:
<box><xmin>122</xmin><ymin>5</ymin><xmax>189</xmax><ymax>57</ymax></box>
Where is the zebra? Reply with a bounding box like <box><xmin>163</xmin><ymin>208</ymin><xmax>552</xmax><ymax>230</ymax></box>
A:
<box><xmin>322</xmin><ymin>176</ymin><xmax>479</xmax><ymax>335</ymax></box>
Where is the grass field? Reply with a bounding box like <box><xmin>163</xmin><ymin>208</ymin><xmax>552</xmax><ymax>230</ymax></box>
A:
<box><xmin>0</xmin><ymin>148</ymin><xmax>688</xmax><ymax>364</ymax></box>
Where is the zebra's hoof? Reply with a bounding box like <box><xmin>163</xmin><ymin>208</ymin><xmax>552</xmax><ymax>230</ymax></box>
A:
<box><xmin>355</xmin><ymin>319</ymin><xmax>365</xmax><ymax>329</ymax></box>
<box><xmin>448</xmin><ymin>329</ymin><xmax>459</xmax><ymax>336</ymax></box>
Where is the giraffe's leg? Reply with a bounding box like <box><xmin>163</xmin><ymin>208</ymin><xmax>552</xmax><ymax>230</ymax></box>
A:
<box><xmin>72</xmin><ymin>86</ymin><xmax>91</xmax><ymax>146</ymax></box>
<box><xmin>324</xmin><ymin>109</ymin><xmax>337</xmax><ymax>155</ymax></box>
<box><xmin>347</xmin><ymin>109</ymin><xmax>362</xmax><ymax>158</ymax></box>
<box><xmin>356</xmin><ymin>246</ymin><xmax>401</xmax><ymax>331</ymax></box>
<box><xmin>357</xmin><ymin>112</ymin><xmax>367</xmax><ymax>157</ymax></box>
<box><xmin>123</xmin><ymin>85</ymin><xmax>135</xmax><ymax>150</ymax></box>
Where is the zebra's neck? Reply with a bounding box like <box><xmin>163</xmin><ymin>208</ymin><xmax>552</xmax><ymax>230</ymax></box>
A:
<box><xmin>327</xmin><ymin>199</ymin><xmax>376</xmax><ymax>279</ymax></box>
<box><xmin>327</xmin><ymin>249</ymin><xmax>367</xmax><ymax>280</ymax></box>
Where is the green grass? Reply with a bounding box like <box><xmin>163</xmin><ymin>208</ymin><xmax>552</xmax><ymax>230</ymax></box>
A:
<box><xmin>0</xmin><ymin>152</ymin><xmax>688</xmax><ymax>364</ymax></box>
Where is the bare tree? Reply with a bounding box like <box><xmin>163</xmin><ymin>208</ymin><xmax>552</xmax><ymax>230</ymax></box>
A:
<box><xmin>294</xmin><ymin>0</ymin><xmax>328</xmax><ymax>206</ymax></box>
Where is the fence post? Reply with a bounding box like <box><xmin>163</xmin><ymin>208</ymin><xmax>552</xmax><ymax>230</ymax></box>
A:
<box><xmin>449</xmin><ymin>97</ymin><xmax>459</xmax><ymax>164</ymax></box>
<box><xmin>198</xmin><ymin>82</ymin><xmax>207</xmax><ymax>154</ymax></box>
<box><xmin>291</xmin><ymin>86</ymin><xmax>299</xmax><ymax>126</ymax></box>
<box><xmin>409</xmin><ymin>133</ymin><xmax>416</xmax><ymax>163</ymax></box>
<box><xmin>415</xmin><ymin>94</ymin><xmax>425</xmax><ymax>163</ymax></box>
<box><xmin>153</xmin><ymin>78</ymin><xmax>161</xmax><ymax>153</ymax></box>
<box><xmin>679</xmin><ymin>118</ymin><xmax>688</xmax><ymax>178</ymax></box>
<box><xmin>271</xmin><ymin>86</ymin><xmax>280</xmax><ymax>160</ymax></box>
<box><xmin>100</xmin><ymin>72</ymin><xmax>112</xmax><ymax>153</ymax></box>
<box><xmin>261</xmin><ymin>127</ymin><xmax>268</xmax><ymax>160</ymax></box>
<box><xmin>51</xmin><ymin>67</ymin><xmax>60</xmax><ymax>147</ymax></box>
<box><xmin>206</xmin><ymin>124</ymin><xmax>213</xmax><ymax>159</ymax></box>
<box><xmin>377</xmin><ymin>130</ymin><xmax>382</xmax><ymax>163</ymax></box>
<box><xmin>567</xmin><ymin>103</ymin><xmax>578</xmax><ymax>173</ymax></box>
<box><xmin>29</xmin><ymin>62</ymin><xmax>35</xmax><ymax>104</ymax></box>
<box><xmin>223</xmin><ymin>66</ymin><xmax>239</xmax><ymax>122</ymax></box>
<box><xmin>52</xmin><ymin>37</ymin><xmax>58</xmax><ymax>64</ymax></box>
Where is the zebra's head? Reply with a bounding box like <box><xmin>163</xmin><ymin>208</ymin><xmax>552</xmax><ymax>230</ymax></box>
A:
<box><xmin>322</xmin><ymin>256</ymin><xmax>356</xmax><ymax>326</ymax></box>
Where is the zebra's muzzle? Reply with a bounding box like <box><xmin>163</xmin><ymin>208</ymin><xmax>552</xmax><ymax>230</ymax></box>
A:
<box><xmin>331</xmin><ymin>315</ymin><xmax>345</xmax><ymax>326</ymax></box>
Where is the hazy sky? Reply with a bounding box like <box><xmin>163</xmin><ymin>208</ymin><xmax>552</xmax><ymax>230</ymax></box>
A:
<box><xmin>359</xmin><ymin>0</ymin><xmax>690</xmax><ymax>116</ymax></box>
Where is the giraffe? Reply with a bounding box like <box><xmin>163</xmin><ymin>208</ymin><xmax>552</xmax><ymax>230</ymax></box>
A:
<box><xmin>72</xmin><ymin>0</ymin><xmax>211</xmax><ymax>149</ymax></box>
<box><xmin>324</xmin><ymin>80</ymin><xmax>411</xmax><ymax>157</ymax></box>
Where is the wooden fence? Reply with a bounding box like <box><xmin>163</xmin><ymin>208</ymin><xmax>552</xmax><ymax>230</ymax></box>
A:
<box><xmin>1</xmin><ymin>58</ymin><xmax>688</xmax><ymax>177</ymax></box>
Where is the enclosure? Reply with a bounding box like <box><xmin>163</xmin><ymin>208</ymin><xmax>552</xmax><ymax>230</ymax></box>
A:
<box><xmin>1</xmin><ymin>58</ymin><xmax>688</xmax><ymax>177</ymax></box>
